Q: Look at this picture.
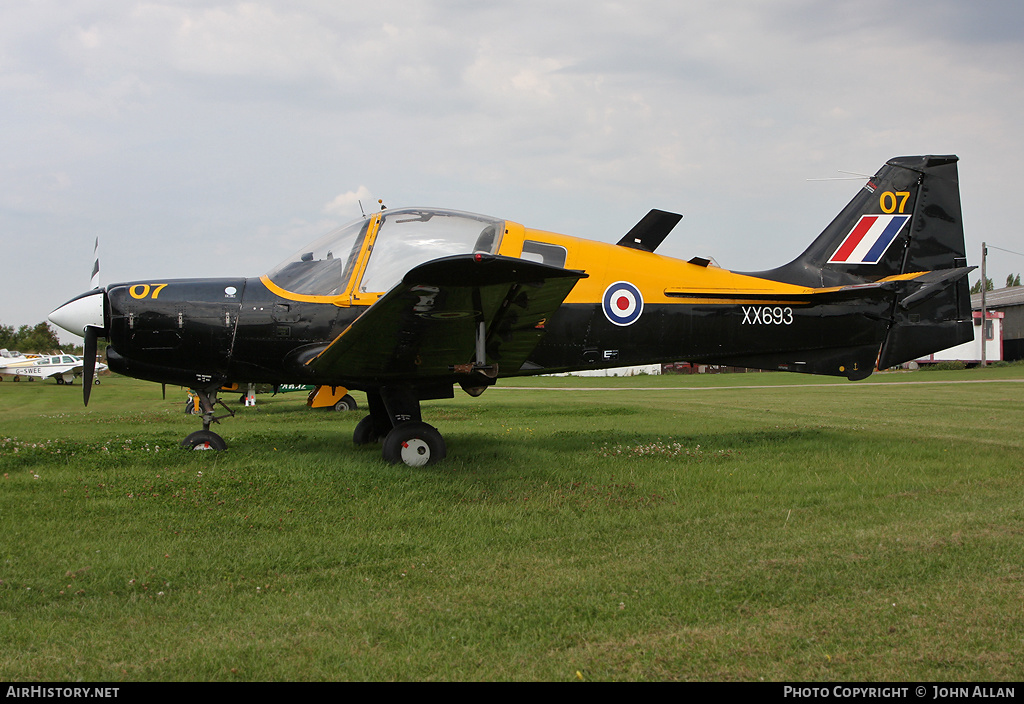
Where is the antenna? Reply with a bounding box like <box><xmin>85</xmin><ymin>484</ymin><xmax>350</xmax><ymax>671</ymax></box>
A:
<box><xmin>358</xmin><ymin>200</ymin><xmax>366</xmax><ymax>218</ymax></box>
<box><xmin>807</xmin><ymin>169</ymin><xmax>874</xmax><ymax>182</ymax></box>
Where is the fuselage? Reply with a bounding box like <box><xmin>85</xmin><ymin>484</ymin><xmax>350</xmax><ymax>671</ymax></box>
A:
<box><xmin>98</xmin><ymin>207</ymin><xmax>898</xmax><ymax>390</ymax></box>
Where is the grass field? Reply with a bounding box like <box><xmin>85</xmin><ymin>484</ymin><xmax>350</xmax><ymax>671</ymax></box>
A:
<box><xmin>1</xmin><ymin>367</ymin><xmax>1022</xmax><ymax>681</ymax></box>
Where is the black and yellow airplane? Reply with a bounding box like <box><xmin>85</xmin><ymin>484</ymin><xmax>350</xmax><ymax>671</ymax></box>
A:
<box><xmin>50</xmin><ymin>155</ymin><xmax>972</xmax><ymax>465</ymax></box>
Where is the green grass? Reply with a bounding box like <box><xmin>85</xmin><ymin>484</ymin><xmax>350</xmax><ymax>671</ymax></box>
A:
<box><xmin>1</xmin><ymin>368</ymin><xmax>1022</xmax><ymax>681</ymax></box>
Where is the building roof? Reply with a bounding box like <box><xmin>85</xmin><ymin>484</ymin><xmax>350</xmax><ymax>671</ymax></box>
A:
<box><xmin>972</xmin><ymin>286</ymin><xmax>1024</xmax><ymax>309</ymax></box>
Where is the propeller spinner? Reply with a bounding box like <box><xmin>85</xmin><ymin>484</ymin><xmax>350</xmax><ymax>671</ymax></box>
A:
<box><xmin>49</xmin><ymin>289</ymin><xmax>107</xmax><ymax>406</ymax></box>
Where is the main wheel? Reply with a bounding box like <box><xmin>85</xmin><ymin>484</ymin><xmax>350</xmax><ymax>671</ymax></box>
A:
<box><xmin>333</xmin><ymin>394</ymin><xmax>358</xmax><ymax>412</ymax></box>
<box><xmin>55</xmin><ymin>376</ymin><xmax>64</xmax><ymax>385</ymax></box>
<box><xmin>180</xmin><ymin>430</ymin><xmax>227</xmax><ymax>451</ymax></box>
<box><xmin>353</xmin><ymin>415</ymin><xmax>384</xmax><ymax>445</ymax></box>
<box><xmin>382</xmin><ymin>421</ymin><xmax>446</xmax><ymax>467</ymax></box>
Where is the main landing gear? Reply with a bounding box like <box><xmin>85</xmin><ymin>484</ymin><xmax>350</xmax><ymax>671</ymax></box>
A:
<box><xmin>180</xmin><ymin>387</ymin><xmax>234</xmax><ymax>451</ymax></box>
<box><xmin>354</xmin><ymin>387</ymin><xmax>447</xmax><ymax>467</ymax></box>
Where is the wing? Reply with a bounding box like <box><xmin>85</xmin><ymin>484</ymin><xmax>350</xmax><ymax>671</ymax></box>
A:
<box><xmin>300</xmin><ymin>254</ymin><xmax>586</xmax><ymax>381</ymax></box>
<box><xmin>40</xmin><ymin>363</ymin><xmax>85</xmax><ymax>379</ymax></box>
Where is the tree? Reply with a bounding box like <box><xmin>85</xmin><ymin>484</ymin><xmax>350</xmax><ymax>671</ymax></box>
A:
<box><xmin>1006</xmin><ymin>273</ymin><xmax>1021</xmax><ymax>288</ymax></box>
<box><xmin>0</xmin><ymin>323</ymin><xmax>15</xmax><ymax>349</ymax></box>
<box><xmin>0</xmin><ymin>321</ymin><xmax>63</xmax><ymax>353</ymax></box>
<box><xmin>971</xmin><ymin>277</ymin><xmax>994</xmax><ymax>294</ymax></box>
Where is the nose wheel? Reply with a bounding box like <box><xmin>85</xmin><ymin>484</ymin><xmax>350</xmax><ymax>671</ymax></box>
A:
<box><xmin>181</xmin><ymin>429</ymin><xmax>227</xmax><ymax>451</ymax></box>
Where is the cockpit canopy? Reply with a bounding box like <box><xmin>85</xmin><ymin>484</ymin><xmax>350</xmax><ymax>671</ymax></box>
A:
<box><xmin>266</xmin><ymin>208</ymin><xmax>505</xmax><ymax>298</ymax></box>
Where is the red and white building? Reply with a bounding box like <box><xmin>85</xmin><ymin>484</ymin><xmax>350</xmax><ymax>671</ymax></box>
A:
<box><xmin>916</xmin><ymin>308</ymin><xmax>1004</xmax><ymax>365</ymax></box>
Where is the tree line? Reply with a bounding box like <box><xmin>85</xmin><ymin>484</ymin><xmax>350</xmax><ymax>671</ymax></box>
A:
<box><xmin>0</xmin><ymin>321</ymin><xmax>75</xmax><ymax>354</ymax></box>
<box><xmin>971</xmin><ymin>273</ymin><xmax>1022</xmax><ymax>294</ymax></box>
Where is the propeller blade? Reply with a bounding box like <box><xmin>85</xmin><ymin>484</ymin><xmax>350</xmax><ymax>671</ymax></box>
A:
<box><xmin>83</xmin><ymin>327</ymin><xmax>98</xmax><ymax>406</ymax></box>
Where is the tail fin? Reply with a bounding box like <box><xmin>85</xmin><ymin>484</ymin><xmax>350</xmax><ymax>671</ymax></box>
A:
<box><xmin>752</xmin><ymin>155</ymin><xmax>974</xmax><ymax>368</ymax></box>
<box><xmin>755</xmin><ymin>155</ymin><xmax>967</xmax><ymax>286</ymax></box>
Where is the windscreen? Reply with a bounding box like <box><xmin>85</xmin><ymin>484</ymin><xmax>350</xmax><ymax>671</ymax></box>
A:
<box><xmin>265</xmin><ymin>217</ymin><xmax>371</xmax><ymax>296</ymax></box>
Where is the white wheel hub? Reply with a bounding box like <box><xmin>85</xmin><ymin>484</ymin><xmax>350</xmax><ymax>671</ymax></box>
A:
<box><xmin>400</xmin><ymin>438</ymin><xmax>431</xmax><ymax>466</ymax></box>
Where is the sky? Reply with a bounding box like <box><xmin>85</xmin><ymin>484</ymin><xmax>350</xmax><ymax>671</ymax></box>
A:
<box><xmin>3</xmin><ymin>0</ymin><xmax>1023</xmax><ymax>343</ymax></box>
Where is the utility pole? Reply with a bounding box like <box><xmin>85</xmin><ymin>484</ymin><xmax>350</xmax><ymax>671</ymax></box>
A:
<box><xmin>981</xmin><ymin>241</ymin><xmax>987</xmax><ymax>367</ymax></box>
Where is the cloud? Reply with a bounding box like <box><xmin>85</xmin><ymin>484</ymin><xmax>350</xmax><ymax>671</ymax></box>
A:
<box><xmin>323</xmin><ymin>186</ymin><xmax>375</xmax><ymax>219</ymax></box>
<box><xmin>3</xmin><ymin>0</ymin><xmax>1024</xmax><ymax>336</ymax></box>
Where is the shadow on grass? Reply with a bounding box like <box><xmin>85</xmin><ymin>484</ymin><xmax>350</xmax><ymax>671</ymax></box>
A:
<box><xmin>201</xmin><ymin>423</ymin><xmax>851</xmax><ymax>463</ymax></box>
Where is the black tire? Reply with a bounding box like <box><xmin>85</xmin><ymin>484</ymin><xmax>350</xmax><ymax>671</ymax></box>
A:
<box><xmin>381</xmin><ymin>421</ymin><xmax>446</xmax><ymax>467</ymax></box>
<box><xmin>353</xmin><ymin>415</ymin><xmax>384</xmax><ymax>445</ymax></box>
<box><xmin>55</xmin><ymin>376</ymin><xmax>64</xmax><ymax>385</ymax></box>
<box><xmin>180</xmin><ymin>430</ymin><xmax>227</xmax><ymax>451</ymax></box>
<box><xmin>333</xmin><ymin>394</ymin><xmax>358</xmax><ymax>412</ymax></box>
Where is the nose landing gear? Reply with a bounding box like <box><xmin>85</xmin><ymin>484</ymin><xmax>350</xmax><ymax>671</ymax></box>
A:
<box><xmin>180</xmin><ymin>387</ymin><xmax>234</xmax><ymax>451</ymax></box>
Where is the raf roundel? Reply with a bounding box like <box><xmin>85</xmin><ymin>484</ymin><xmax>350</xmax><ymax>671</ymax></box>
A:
<box><xmin>603</xmin><ymin>281</ymin><xmax>644</xmax><ymax>326</ymax></box>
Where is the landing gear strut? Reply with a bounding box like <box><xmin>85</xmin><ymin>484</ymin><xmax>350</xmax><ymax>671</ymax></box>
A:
<box><xmin>355</xmin><ymin>387</ymin><xmax>448</xmax><ymax>466</ymax></box>
<box><xmin>179</xmin><ymin>387</ymin><xmax>234</xmax><ymax>451</ymax></box>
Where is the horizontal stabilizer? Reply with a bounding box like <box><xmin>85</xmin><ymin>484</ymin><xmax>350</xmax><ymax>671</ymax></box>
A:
<box><xmin>877</xmin><ymin>266</ymin><xmax>974</xmax><ymax>369</ymax></box>
<box><xmin>897</xmin><ymin>267</ymin><xmax>973</xmax><ymax>310</ymax></box>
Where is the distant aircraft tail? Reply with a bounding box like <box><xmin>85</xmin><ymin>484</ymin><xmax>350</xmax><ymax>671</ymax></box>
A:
<box><xmin>750</xmin><ymin>155</ymin><xmax>974</xmax><ymax>370</ymax></box>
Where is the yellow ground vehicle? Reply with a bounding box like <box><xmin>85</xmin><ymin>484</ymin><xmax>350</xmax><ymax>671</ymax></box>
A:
<box><xmin>305</xmin><ymin>385</ymin><xmax>357</xmax><ymax>411</ymax></box>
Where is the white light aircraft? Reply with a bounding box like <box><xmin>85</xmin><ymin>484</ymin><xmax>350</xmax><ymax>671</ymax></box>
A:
<box><xmin>0</xmin><ymin>349</ymin><xmax>106</xmax><ymax>385</ymax></box>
